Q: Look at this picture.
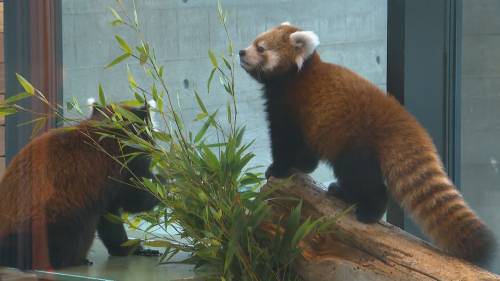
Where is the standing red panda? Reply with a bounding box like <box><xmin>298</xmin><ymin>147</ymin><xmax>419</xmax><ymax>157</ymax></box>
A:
<box><xmin>0</xmin><ymin>103</ymin><xmax>160</xmax><ymax>269</ymax></box>
<box><xmin>239</xmin><ymin>22</ymin><xmax>496</xmax><ymax>266</ymax></box>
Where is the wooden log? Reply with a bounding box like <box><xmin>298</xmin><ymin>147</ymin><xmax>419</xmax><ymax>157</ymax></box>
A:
<box><xmin>265</xmin><ymin>174</ymin><xmax>500</xmax><ymax>281</ymax></box>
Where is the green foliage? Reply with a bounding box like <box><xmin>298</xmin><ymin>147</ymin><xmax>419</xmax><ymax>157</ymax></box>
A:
<box><xmin>1</xmin><ymin>1</ymin><xmax>351</xmax><ymax>280</ymax></box>
<box><xmin>96</xmin><ymin>2</ymin><xmax>339</xmax><ymax>280</ymax></box>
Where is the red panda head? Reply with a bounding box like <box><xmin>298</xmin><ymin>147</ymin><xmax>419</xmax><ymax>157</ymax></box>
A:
<box><xmin>239</xmin><ymin>22</ymin><xmax>320</xmax><ymax>82</ymax></box>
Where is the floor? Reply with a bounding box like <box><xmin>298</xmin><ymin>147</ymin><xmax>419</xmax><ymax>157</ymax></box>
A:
<box><xmin>48</xmin><ymin>238</ymin><xmax>197</xmax><ymax>281</ymax></box>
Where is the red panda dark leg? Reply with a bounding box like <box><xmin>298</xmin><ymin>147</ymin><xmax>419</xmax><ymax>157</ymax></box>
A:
<box><xmin>47</xmin><ymin>211</ymin><xmax>99</xmax><ymax>268</ymax></box>
<box><xmin>329</xmin><ymin>147</ymin><xmax>388</xmax><ymax>223</ymax></box>
<box><xmin>266</xmin><ymin>127</ymin><xmax>303</xmax><ymax>179</ymax></box>
<box><xmin>0</xmin><ymin>232</ymin><xmax>33</xmax><ymax>269</ymax></box>
<box><xmin>97</xmin><ymin>208</ymin><xmax>130</xmax><ymax>256</ymax></box>
<box><xmin>97</xmin><ymin>209</ymin><xmax>160</xmax><ymax>257</ymax></box>
<box><xmin>265</xmin><ymin>102</ymin><xmax>312</xmax><ymax>178</ymax></box>
<box><xmin>292</xmin><ymin>146</ymin><xmax>320</xmax><ymax>174</ymax></box>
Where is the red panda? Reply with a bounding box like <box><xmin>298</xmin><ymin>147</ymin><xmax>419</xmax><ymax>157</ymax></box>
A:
<box><xmin>0</xmin><ymin>103</ymin><xmax>160</xmax><ymax>269</ymax></box>
<box><xmin>239</xmin><ymin>22</ymin><xmax>496</xmax><ymax>266</ymax></box>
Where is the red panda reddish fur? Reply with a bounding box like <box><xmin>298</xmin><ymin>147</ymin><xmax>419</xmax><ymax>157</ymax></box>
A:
<box><xmin>0</xmin><ymin>104</ymin><xmax>159</xmax><ymax>269</ymax></box>
<box><xmin>240</xmin><ymin>24</ymin><xmax>496</xmax><ymax>266</ymax></box>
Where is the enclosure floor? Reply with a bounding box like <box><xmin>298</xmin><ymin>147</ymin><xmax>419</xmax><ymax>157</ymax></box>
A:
<box><xmin>55</xmin><ymin>238</ymin><xmax>196</xmax><ymax>281</ymax></box>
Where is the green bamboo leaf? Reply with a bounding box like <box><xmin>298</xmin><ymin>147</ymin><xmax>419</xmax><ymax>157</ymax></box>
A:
<box><xmin>98</xmin><ymin>84</ymin><xmax>106</xmax><ymax>106</ymax></box>
<box><xmin>134</xmin><ymin>92</ymin><xmax>145</xmax><ymax>103</ymax></box>
<box><xmin>248</xmin><ymin>203</ymin><xmax>270</xmax><ymax>229</ymax></box>
<box><xmin>18</xmin><ymin>117</ymin><xmax>47</xmax><ymax>127</ymax></box>
<box><xmin>282</xmin><ymin>201</ymin><xmax>302</xmax><ymax>249</ymax></box>
<box><xmin>31</xmin><ymin>117</ymin><xmax>47</xmax><ymax>137</ymax></box>
<box><xmin>115</xmin><ymin>35</ymin><xmax>132</xmax><ymax>54</ymax></box>
<box><xmin>15</xmin><ymin>73</ymin><xmax>35</xmax><ymax>95</ymax></box>
<box><xmin>194</xmin><ymin>112</ymin><xmax>216</xmax><ymax>143</ymax></box>
<box><xmin>235</xmin><ymin>127</ymin><xmax>245</xmax><ymax>147</ymax></box>
<box><xmin>227</xmin><ymin>41</ymin><xmax>233</xmax><ymax>55</ymax></box>
<box><xmin>0</xmin><ymin>106</ymin><xmax>18</xmax><ymax>116</ymax></box>
<box><xmin>207</xmin><ymin>68</ymin><xmax>216</xmax><ymax>94</ymax></box>
<box><xmin>71</xmin><ymin>96</ymin><xmax>83</xmax><ymax>114</ymax></box>
<box><xmin>144</xmin><ymin>240</ymin><xmax>172</xmax><ymax>248</ymax></box>
<box><xmin>208</xmin><ymin>49</ymin><xmax>218</xmax><ymax>68</ymax></box>
<box><xmin>152</xmin><ymin>84</ymin><xmax>158</xmax><ymax>100</ymax></box>
<box><xmin>4</xmin><ymin>92</ymin><xmax>32</xmax><ymax>104</ymax></box>
<box><xmin>194</xmin><ymin>91</ymin><xmax>208</xmax><ymax>114</ymax></box>
<box><xmin>152</xmin><ymin>131</ymin><xmax>172</xmax><ymax>142</ymax></box>
<box><xmin>113</xmin><ymin>105</ymin><xmax>143</xmax><ymax>123</ymax></box>
<box><xmin>111</xmin><ymin>19</ymin><xmax>123</xmax><ymax>26</ymax></box>
<box><xmin>105</xmin><ymin>53</ymin><xmax>131</xmax><ymax>68</ymax></box>
<box><xmin>194</xmin><ymin>112</ymin><xmax>207</xmax><ymax>121</ymax></box>
<box><xmin>133</xmin><ymin>7</ymin><xmax>139</xmax><ymax>26</ymax></box>
<box><xmin>226</xmin><ymin>102</ymin><xmax>231</xmax><ymax>124</ymax></box>
<box><xmin>290</xmin><ymin>217</ymin><xmax>316</xmax><ymax>249</ymax></box>
<box><xmin>222</xmin><ymin>56</ymin><xmax>232</xmax><ymax>71</ymax></box>
<box><xmin>202</xmin><ymin>146</ymin><xmax>219</xmax><ymax>170</ymax></box>
<box><xmin>317</xmin><ymin>204</ymin><xmax>355</xmax><ymax>232</ymax></box>
<box><xmin>127</xmin><ymin>68</ymin><xmax>138</xmax><ymax>89</ymax></box>
<box><xmin>172</xmin><ymin>112</ymin><xmax>184</xmax><ymax>130</ymax></box>
<box><xmin>121</xmin><ymin>239</ymin><xmax>141</xmax><ymax>247</ymax></box>
<box><xmin>136</xmin><ymin>44</ymin><xmax>149</xmax><ymax>65</ymax></box>
<box><xmin>66</xmin><ymin>102</ymin><xmax>74</xmax><ymax>111</ymax></box>
<box><xmin>158</xmin><ymin>66</ymin><xmax>164</xmax><ymax>78</ymax></box>
<box><xmin>109</xmin><ymin>7</ymin><xmax>123</xmax><ymax>23</ymax></box>
<box><xmin>121</xmin><ymin>99</ymin><xmax>143</xmax><ymax>107</ymax></box>
<box><xmin>224</xmin><ymin>237</ymin><xmax>236</xmax><ymax>274</ymax></box>
<box><xmin>139</xmin><ymin>53</ymin><xmax>148</xmax><ymax>65</ymax></box>
<box><xmin>104</xmin><ymin>213</ymin><xmax>124</xmax><ymax>224</ymax></box>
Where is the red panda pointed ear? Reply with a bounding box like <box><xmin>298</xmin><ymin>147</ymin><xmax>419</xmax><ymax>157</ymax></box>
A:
<box><xmin>281</xmin><ymin>21</ymin><xmax>291</xmax><ymax>26</ymax></box>
<box><xmin>290</xmin><ymin>31</ymin><xmax>320</xmax><ymax>70</ymax></box>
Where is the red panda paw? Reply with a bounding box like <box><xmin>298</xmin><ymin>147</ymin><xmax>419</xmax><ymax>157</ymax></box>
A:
<box><xmin>134</xmin><ymin>247</ymin><xmax>161</xmax><ymax>257</ymax></box>
<box><xmin>265</xmin><ymin>163</ymin><xmax>293</xmax><ymax>179</ymax></box>
<box><xmin>327</xmin><ymin>182</ymin><xmax>356</xmax><ymax>204</ymax></box>
<box><xmin>82</xmin><ymin>259</ymin><xmax>93</xmax><ymax>266</ymax></box>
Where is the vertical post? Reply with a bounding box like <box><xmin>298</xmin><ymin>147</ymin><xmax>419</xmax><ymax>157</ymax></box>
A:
<box><xmin>444</xmin><ymin>0</ymin><xmax>462</xmax><ymax>188</ymax></box>
<box><xmin>386</xmin><ymin>0</ymin><xmax>406</xmax><ymax>228</ymax></box>
<box><xmin>4</xmin><ymin>0</ymin><xmax>62</xmax><ymax>163</ymax></box>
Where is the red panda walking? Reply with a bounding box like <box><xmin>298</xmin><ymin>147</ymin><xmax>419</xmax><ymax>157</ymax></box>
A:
<box><xmin>239</xmin><ymin>22</ymin><xmax>496</xmax><ymax>266</ymax></box>
<box><xmin>0</xmin><ymin>104</ymin><xmax>160</xmax><ymax>269</ymax></box>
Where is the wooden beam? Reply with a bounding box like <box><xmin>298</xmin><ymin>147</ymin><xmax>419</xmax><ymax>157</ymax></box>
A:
<box><xmin>265</xmin><ymin>174</ymin><xmax>500</xmax><ymax>281</ymax></box>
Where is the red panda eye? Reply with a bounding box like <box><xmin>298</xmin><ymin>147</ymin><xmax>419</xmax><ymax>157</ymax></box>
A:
<box><xmin>257</xmin><ymin>46</ymin><xmax>265</xmax><ymax>53</ymax></box>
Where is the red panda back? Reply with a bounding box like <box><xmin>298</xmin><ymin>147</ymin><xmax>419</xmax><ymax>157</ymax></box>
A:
<box><xmin>0</xmin><ymin>125</ymin><xmax>118</xmax><ymax>237</ymax></box>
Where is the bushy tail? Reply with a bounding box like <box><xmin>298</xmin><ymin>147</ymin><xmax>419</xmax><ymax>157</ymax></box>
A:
<box><xmin>379</xmin><ymin>126</ymin><xmax>496</xmax><ymax>266</ymax></box>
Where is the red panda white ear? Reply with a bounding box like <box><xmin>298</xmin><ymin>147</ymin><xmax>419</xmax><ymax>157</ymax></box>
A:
<box><xmin>290</xmin><ymin>31</ymin><xmax>320</xmax><ymax>70</ymax></box>
<box><xmin>87</xmin><ymin>97</ymin><xmax>96</xmax><ymax>106</ymax></box>
<box><xmin>281</xmin><ymin>21</ymin><xmax>291</xmax><ymax>26</ymax></box>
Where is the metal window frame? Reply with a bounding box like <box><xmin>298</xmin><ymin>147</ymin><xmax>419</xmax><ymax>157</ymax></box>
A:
<box><xmin>386</xmin><ymin>0</ymin><xmax>462</xmax><ymax>234</ymax></box>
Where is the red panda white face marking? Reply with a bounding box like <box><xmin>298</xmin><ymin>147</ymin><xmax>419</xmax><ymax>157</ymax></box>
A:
<box><xmin>239</xmin><ymin>24</ymin><xmax>320</xmax><ymax>83</ymax></box>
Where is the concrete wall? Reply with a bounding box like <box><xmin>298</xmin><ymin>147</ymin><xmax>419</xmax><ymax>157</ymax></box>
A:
<box><xmin>461</xmin><ymin>0</ymin><xmax>500</xmax><ymax>273</ymax></box>
<box><xmin>61</xmin><ymin>0</ymin><xmax>387</xmax><ymax>183</ymax></box>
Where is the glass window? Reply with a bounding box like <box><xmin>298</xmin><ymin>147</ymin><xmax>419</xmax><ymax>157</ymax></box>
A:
<box><xmin>2</xmin><ymin>0</ymin><xmax>388</xmax><ymax>279</ymax></box>
<box><xmin>460</xmin><ymin>0</ymin><xmax>500</xmax><ymax>273</ymax></box>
